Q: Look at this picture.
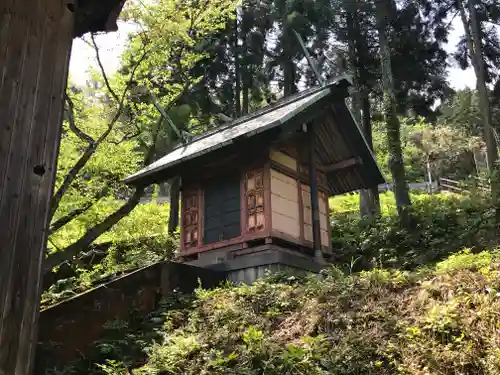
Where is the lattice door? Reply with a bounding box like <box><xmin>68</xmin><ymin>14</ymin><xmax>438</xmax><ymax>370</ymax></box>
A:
<box><xmin>182</xmin><ymin>191</ymin><xmax>199</xmax><ymax>249</ymax></box>
<box><xmin>246</xmin><ymin>169</ymin><xmax>265</xmax><ymax>232</ymax></box>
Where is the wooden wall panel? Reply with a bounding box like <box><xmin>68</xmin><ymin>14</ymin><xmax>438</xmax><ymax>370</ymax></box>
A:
<box><xmin>301</xmin><ymin>184</ymin><xmax>330</xmax><ymax>248</ymax></box>
<box><xmin>270</xmin><ymin>169</ymin><xmax>300</xmax><ymax>239</ymax></box>
<box><xmin>319</xmin><ymin>191</ymin><xmax>329</xmax><ymax>247</ymax></box>
<box><xmin>269</xmin><ymin>149</ymin><xmax>297</xmax><ymax>171</ymax></box>
<box><xmin>0</xmin><ymin>1</ymin><xmax>74</xmax><ymax>374</ymax></box>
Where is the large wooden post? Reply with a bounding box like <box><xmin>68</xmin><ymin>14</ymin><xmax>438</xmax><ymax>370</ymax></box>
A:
<box><xmin>0</xmin><ymin>1</ymin><xmax>74</xmax><ymax>374</ymax></box>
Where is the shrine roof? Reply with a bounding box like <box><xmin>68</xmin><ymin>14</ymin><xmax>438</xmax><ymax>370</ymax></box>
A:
<box><xmin>125</xmin><ymin>76</ymin><xmax>385</xmax><ymax>195</ymax></box>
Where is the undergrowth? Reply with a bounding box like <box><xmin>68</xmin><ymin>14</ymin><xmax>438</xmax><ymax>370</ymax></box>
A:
<box><xmin>48</xmin><ymin>249</ymin><xmax>500</xmax><ymax>375</ymax></box>
<box><xmin>43</xmin><ymin>191</ymin><xmax>500</xmax><ymax>374</ymax></box>
<box><xmin>330</xmin><ymin>191</ymin><xmax>494</xmax><ymax>272</ymax></box>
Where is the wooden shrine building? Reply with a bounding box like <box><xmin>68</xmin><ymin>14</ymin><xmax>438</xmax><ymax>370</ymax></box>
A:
<box><xmin>125</xmin><ymin>78</ymin><xmax>384</xmax><ymax>282</ymax></box>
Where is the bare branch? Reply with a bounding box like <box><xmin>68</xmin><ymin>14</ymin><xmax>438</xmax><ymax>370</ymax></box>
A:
<box><xmin>64</xmin><ymin>93</ymin><xmax>95</xmax><ymax>144</ymax></box>
<box><xmin>44</xmin><ymin>186</ymin><xmax>145</xmax><ymax>273</ymax></box>
<box><xmin>50</xmin><ymin>47</ymin><xmax>149</xmax><ymax>219</ymax></box>
<box><xmin>108</xmin><ymin>130</ymin><xmax>143</xmax><ymax>145</ymax></box>
<box><xmin>91</xmin><ymin>33</ymin><xmax>120</xmax><ymax>103</ymax></box>
<box><xmin>46</xmin><ymin>64</ymin><xmax>204</xmax><ymax>272</ymax></box>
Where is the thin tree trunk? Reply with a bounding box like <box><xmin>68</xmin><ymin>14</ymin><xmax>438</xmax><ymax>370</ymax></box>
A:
<box><xmin>375</xmin><ymin>0</ymin><xmax>411</xmax><ymax>224</ymax></box>
<box><xmin>168</xmin><ymin>176</ymin><xmax>181</xmax><ymax>234</ymax></box>
<box><xmin>347</xmin><ymin>5</ymin><xmax>380</xmax><ymax>217</ymax></box>
<box><xmin>462</xmin><ymin>0</ymin><xmax>500</xmax><ymax>221</ymax></box>
<box><xmin>157</xmin><ymin>182</ymin><xmax>170</xmax><ymax>203</ymax></box>
<box><xmin>360</xmin><ymin>93</ymin><xmax>381</xmax><ymax>214</ymax></box>
<box><xmin>242</xmin><ymin>74</ymin><xmax>251</xmax><ymax>115</ymax></box>
<box><xmin>282</xmin><ymin>26</ymin><xmax>297</xmax><ymax>97</ymax></box>
<box><xmin>234</xmin><ymin>13</ymin><xmax>242</xmax><ymax>117</ymax></box>
<box><xmin>360</xmin><ymin>56</ymin><xmax>380</xmax><ymax>214</ymax></box>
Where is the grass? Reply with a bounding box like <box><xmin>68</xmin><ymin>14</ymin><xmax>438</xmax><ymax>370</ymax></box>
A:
<box><xmin>51</xmin><ymin>249</ymin><xmax>500</xmax><ymax>375</ymax></box>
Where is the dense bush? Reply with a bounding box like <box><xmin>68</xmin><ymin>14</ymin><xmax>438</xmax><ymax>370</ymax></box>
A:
<box><xmin>48</xmin><ymin>250</ymin><xmax>500</xmax><ymax>375</ymax></box>
<box><xmin>329</xmin><ymin>191</ymin><xmax>494</xmax><ymax>272</ymax></box>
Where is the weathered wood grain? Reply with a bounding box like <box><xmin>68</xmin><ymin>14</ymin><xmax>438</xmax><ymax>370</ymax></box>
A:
<box><xmin>0</xmin><ymin>1</ymin><xmax>73</xmax><ymax>374</ymax></box>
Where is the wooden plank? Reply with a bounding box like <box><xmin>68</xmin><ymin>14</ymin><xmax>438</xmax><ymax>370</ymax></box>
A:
<box><xmin>263</xmin><ymin>162</ymin><xmax>272</xmax><ymax>237</ymax></box>
<box><xmin>269</xmin><ymin>148</ymin><xmax>297</xmax><ymax>171</ymax></box>
<box><xmin>0</xmin><ymin>0</ymin><xmax>14</xmax><ymax>88</ymax></box>
<box><xmin>21</xmin><ymin>6</ymin><xmax>73</xmax><ymax>370</ymax></box>
<box><xmin>0</xmin><ymin>1</ymin><xmax>74</xmax><ymax>373</ymax></box>
<box><xmin>0</xmin><ymin>1</ymin><xmax>52</xmax><ymax>371</ymax></box>
<box><xmin>322</xmin><ymin>157</ymin><xmax>361</xmax><ymax>173</ymax></box>
<box><xmin>0</xmin><ymin>0</ymin><xmax>32</xmax><ymax>337</ymax></box>
<box><xmin>297</xmin><ymin>180</ymin><xmax>305</xmax><ymax>244</ymax></box>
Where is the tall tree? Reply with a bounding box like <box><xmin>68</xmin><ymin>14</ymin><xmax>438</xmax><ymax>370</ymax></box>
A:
<box><xmin>375</xmin><ymin>0</ymin><xmax>412</xmax><ymax>223</ymax></box>
<box><xmin>344</xmin><ymin>1</ymin><xmax>381</xmax><ymax>217</ymax></box>
<box><xmin>456</xmin><ymin>0</ymin><xmax>499</xmax><ymax>220</ymax></box>
<box><xmin>45</xmin><ymin>0</ymin><xmax>237</xmax><ymax>273</ymax></box>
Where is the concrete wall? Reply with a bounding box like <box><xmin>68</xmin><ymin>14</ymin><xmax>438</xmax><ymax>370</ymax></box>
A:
<box><xmin>35</xmin><ymin>262</ymin><xmax>225</xmax><ymax>372</ymax></box>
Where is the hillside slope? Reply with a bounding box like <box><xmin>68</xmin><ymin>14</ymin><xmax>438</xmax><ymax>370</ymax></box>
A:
<box><xmin>53</xmin><ymin>249</ymin><xmax>500</xmax><ymax>375</ymax></box>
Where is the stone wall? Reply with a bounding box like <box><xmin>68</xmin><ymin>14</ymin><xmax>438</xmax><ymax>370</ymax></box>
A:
<box><xmin>35</xmin><ymin>261</ymin><xmax>225</xmax><ymax>371</ymax></box>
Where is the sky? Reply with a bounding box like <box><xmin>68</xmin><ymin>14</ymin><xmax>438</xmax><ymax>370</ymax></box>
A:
<box><xmin>69</xmin><ymin>18</ymin><xmax>477</xmax><ymax>91</ymax></box>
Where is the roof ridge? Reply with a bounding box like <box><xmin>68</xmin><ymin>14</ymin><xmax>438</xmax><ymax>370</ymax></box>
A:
<box><xmin>179</xmin><ymin>76</ymin><xmax>350</xmax><ymax>150</ymax></box>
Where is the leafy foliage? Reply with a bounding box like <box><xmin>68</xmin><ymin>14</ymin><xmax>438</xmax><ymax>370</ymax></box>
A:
<box><xmin>372</xmin><ymin>117</ymin><xmax>481</xmax><ymax>182</ymax></box>
<box><xmin>330</xmin><ymin>191</ymin><xmax>494</xmax><ymax>272</ymax></box>
<box><xmin>42</xmin><ymin>202</ymin><xmax>178</xmax><ymax>309</ymax></box>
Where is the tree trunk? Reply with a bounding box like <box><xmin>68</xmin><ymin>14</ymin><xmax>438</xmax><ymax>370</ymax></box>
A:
<box><xmin>460</xmin><ymin>0</ymin><xmax>499</xmax><ymax>220</ymax></box>
<box><xmin>168</xmin><ymin>176</ymin><xmax>181</xmax><ymax>234</ymax></box>
<box><xmin>157</xmin><ymin>182</ymin><xmax>170</xmax><ymax>203</ymax></box>
<box><xmin>360</xmin><ymin>94</ymin><xmax>381</xmax><ymax>215</ymax></box>
<box><xmin>282</xmin><ymin>27</ymin><xmax>297</xmax><ymax>97</ymax></box>
<box><xmin>347</xmin><ymin>6</ymin><xmax>380</xmax><ymax>217</ymax></box>
<box><xmin>233</xmin><ymin>13</ymin><xmax>241</xmax><ymax>117</ymax></box>
<box><xmin>242</xmin><ymin>63</ymin><xmax>251</xmax><ymax>115</ymax></box>
<box><xmin>375</xmin><ymin>0</ymin><xmax>411</xmax><ymax>223</ymax></box>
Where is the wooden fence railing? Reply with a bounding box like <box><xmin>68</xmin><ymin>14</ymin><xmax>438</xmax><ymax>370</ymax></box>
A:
<box><xmin>439</xmin><ymin>177</ymin><xmax>490</xmax><ymax>194</ymax></box>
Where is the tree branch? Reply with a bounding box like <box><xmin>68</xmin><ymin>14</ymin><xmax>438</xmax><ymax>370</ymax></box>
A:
<box><xmin>91</xmin><ymin>33</ymin><xmax>120</xmax><ymax>104</ymax></box>
<box><xmin>43</xmin><ymin>187</ymin><xmax>145</xmax><ymax>273</ymax></box>
<box><xmin>50</xmin><ymin>46</ymin><xmax>149</xmax><ymax>219</ymax></box>
<box><xmin>45</xmin><ymin>60</ymin><xmax>202</xmax><ymax>273</ymax></box>
<box><xmin>65</xmin><ymin>93</ymin><xmax>95</xmax><ymax>144</ymax></box>
<box><xmin>44</xmin><ymin>114</ymin><xmax>161</xmax><ymax>274</ymax></box>
<box><xmin>49</xmin><ymin>188</ymin><xmax>108</xmax><ymax>234</ymax></box>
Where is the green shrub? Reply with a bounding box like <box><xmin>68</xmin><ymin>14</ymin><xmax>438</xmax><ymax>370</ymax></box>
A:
<box><xmin>329</xmin><ymin>192</ymin><xmax>494</xmax><ymax>272</ymax></box>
